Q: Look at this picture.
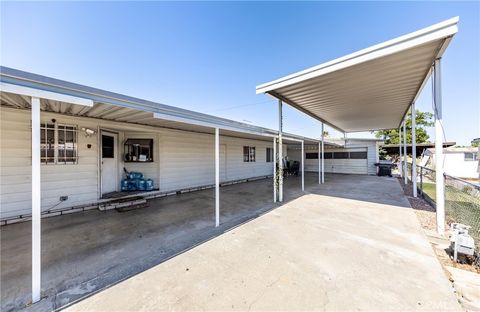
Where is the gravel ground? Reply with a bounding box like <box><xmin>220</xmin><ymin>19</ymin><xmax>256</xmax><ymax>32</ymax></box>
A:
<box><xmin>398</xmin><ymin>177</ymin><xmax>437</xmax><ymax>231</ymax></box>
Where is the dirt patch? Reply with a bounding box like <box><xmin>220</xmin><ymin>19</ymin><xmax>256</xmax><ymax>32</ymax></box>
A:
<box><xmin>433</xmin><ymin>243</ymin><xmax>479</xmax><ymax>274</ymax></box>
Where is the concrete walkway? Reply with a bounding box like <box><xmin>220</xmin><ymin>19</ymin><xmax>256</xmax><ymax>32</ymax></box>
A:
<box><xmin>67</xmin><ymin>175</ymin><xmax>460</xmax><ymax>311</ymax></box>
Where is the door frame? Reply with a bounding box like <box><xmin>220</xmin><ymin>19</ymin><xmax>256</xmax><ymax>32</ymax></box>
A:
<box><xmin>99</xmin><ymin>129</ymin><xmax>120</xmax><ymax>196</ymax></box>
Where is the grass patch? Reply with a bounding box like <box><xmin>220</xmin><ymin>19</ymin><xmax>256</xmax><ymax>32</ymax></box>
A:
<box><xmin>421</xmin><ymin>182</ymin><xmax>480</xmax><ymax>248</ymax></box>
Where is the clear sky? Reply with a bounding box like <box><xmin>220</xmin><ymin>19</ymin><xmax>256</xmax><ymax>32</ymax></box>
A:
<box><xmin>1</xmin><ymin>1</ymin><xmax>479</xmax><ymax>145</ymax></box>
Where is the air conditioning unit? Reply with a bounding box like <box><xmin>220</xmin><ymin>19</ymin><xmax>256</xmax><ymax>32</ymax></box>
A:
<box><xmin>449</xmin><ymin>223</ymin><xmax>475</xmax><ymax>261</ymax></box>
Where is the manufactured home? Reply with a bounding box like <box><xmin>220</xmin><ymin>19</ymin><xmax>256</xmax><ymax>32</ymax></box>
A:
<box><xmin>0</xmin><ymin>16</ymin><xmax>460</xmax><ymax>310</ymax></box>
<box><xmin>0</xmin><ymin>67</ymin><xmax>382</xmax><ymax>224</ymax></box>
<box><xmin>422</xmin><ymin>147</ymin><xmax>480</xmax><ymax>180</ymax></box>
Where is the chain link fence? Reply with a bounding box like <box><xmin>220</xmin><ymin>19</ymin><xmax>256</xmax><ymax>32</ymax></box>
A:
<box><xmin>402</xmin><ymin>162</ymin><xmax>480</xmax><ymax>250</ymax></box>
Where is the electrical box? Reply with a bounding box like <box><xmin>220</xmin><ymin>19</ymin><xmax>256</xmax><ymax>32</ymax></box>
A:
<box><xmin>449</xmin><ymin>223</ymin><xmax>475</xmax><ymax>260</ymax></box>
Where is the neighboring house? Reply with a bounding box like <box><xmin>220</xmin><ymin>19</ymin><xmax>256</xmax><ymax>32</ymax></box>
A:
<box><xmin>288</xmin><ymin>138</ymin><xmax>382</xmax><ymax>175</ymax></box>
<box><xmin>0</xmin><ymin>67</ymin><xmax>379</xmax><ymax>222</ymax></box>
<box><xmin>422</xmin><ymin>147</ymin><xmax>480</xmax><ymax>179</ymax></box>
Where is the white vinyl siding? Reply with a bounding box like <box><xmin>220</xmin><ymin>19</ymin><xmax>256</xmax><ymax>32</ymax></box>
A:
<box><xmin>0</xmin><ymin>106</ymin><xmax>274</xmax><ymax>219</ymax></box>
<box><xmin>1</xmin><ymin>107</ymin><xmax>99</xmax><ymax>219</ymax></box>
<box><xmin>345</xmin><ymin>140</ymin><xmax>379</xmax><ymax>175</ymax></box>
<box><xmin>324</xmin><ymin>148</ymin><xmax>368</xmax><ymax>174</ymax></box>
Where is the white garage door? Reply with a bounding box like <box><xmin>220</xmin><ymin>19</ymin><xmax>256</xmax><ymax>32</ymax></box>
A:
<box><xmin>324</xmin><ymin>148</ymin><xmax>368</xmax><ymax>174</ymax></box>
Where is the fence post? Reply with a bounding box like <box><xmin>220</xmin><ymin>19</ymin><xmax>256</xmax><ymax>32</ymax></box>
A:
<box><xmin>420</xmin><ymin>167</ymin><xmax>423</xmax><ymax>196</ymax></box>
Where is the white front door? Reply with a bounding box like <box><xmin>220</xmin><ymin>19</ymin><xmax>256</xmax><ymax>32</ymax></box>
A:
<box><xmin>101</xmin><ymin>131</ymin><xmax>118</xmax><ymax>195</ymax></box>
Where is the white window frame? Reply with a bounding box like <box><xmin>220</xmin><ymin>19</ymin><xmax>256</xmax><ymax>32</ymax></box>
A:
<box><xmin>464</xmin><ymin>152</ymin><xmax>477</xmax><ymax>161</ymax></box>
<box><xmin>40</xmin><ymin>123</ymin><xmax>78</xmax><ymax>165</ymax></box>
<box><xmin>266</xmin><ymin>147</ymin><xmax>273</xmax><ymax>162</ymax></box>
<box><xmin>243</xmin><ymin>146</ymin><xmax>256</xmax><ymax>162</ymax></box>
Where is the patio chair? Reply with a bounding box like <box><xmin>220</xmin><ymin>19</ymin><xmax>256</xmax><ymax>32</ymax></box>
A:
<box><xmin>290</xmin><ymin>161</ymin><xmax>300</xmax><ymax>176</ymax></box>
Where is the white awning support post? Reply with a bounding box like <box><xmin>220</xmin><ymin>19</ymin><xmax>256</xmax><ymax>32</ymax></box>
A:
<box><xmin>278</xmin><ymin>100</ymin><xmax>284</xmax><ymax>202</ymax></box>
<box><xmin>301</xmin><ymin>140</ymin><xmax>305</xmax><ymax>191</ymax></box>
<box><xmin>273</xmin><ymin>136</ymin><xmax>277</xmax><ymax>203</ymax></box>
<box><xmin>434</xmin><ymin>58</ymin><xmax>445</xmax><ymax>234</ymax></box>
<box><xmin>403</xmin><ymin>120</ymin><xmax>407</xmax><ymax>185</ymax></box>
<box><xmin>399</xmin><ymin>126</ymin><xmax>403</xmax><ymax>177</ymax></box>
<box><xmin>411</xmin><ymin>103</ymin><xmax>417</xmax><ymax>197</ymax></box>
<box><xmin>31</xmin><ymin>97</ymin><xmax>41</xmax><ymax>303</ymax></box>
<box><xmin>215</xmin><ymin>127</ymin><xmax>220</xmax><ymax>227</ymax></box>
<box><xmin>318</xmin><ymin>140</ymin><xmax>321</xmax><ymax>184</ymax></box>
<box><xmin>321</xmin><ymin>123</ymin><xmax>325</xmax><ymax>184</ymax></box>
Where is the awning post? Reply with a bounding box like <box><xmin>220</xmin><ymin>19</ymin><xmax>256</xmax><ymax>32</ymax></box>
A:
<box><xmin>411</xmin><ymin>103</ymin><xmax>417</xmax><ymax>197</ymax></box>
<box><xmin>278</xmin><ymin>100</ymin><xmax>283</xmax><ymax>202</ymax></box>
<box><xmin>215</xmin><ymin>127</ymin><xmax>220</xmax><ymax>227</ymax></box>
<box><xmin>399</xmin><ymin>126</ymin><xmax>403</xmax><ymax>177</ymax></box>
<box><xmin>273</xmin><ymin>136</ymin><xmax>277</xmax><ymax>202</ymax></box>
<box><xmin>301</xmin><ymin>140</ymin><xmax>305</xmax><ymax>191</ymax></box>
<box><xmin>321</xmin><ymin>123</ymin><xmax>325</xmax><ymax>184</ymax></box>
<box><xmin>403</xmin><ymin>120</ymin><xmax>407</xmax><ymax>185</ymax></box>
<box><xmin>318</xmin><ymin>141</ymin><xmax>321</xmax><ymax>184</ymax></box>
<box><xmin>31</xmin><ymin>97</ymin><xmax>41</xmax><ymax>303</ymax></box>
<box><xmin>434</xmin><ymin>59</ymin><xmax>445</xmax><ymax>234</ymax></box>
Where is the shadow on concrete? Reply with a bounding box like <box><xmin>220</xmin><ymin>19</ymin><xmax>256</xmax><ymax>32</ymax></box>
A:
<box><xmin>1</xmin><ymin>173</ymin><xmax>408</xmax><ymax>311</ymax></box>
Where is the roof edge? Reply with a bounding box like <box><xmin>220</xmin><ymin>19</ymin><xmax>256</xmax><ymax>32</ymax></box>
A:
<box><xmin>256</xmin><ymin>16</ymin><xmax>459</xmax><ymax>94</ymax></box>
<box><xmin>0</xmin><ymin>66</ymin><xmax>322</xmax><ymax>143</ymax></box>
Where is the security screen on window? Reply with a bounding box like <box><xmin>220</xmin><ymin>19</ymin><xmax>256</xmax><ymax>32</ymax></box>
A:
<box><xmin>40</xmin><ymin>123</ymin><xmax>55</xmax><ymax>164</ymax></box>
<box><xmin>40</xmin><ymin>123</ymin><xmax>78</xmax><ymax>164</ymax></box>
<box><xmin>243</xmin><ymin>146</ymin><xmax>255</xmax><ymax>162</ymax></box>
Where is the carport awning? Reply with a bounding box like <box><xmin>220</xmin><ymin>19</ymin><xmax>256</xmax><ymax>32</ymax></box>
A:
<box><xmin>256</xmin><ymin>17</ymin><xmax>459</xmax><ymax>133</ymax></box>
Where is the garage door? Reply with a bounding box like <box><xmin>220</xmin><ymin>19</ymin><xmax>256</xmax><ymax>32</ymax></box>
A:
<box><xmin>324</xmin><ymin>148</ymin><xmax>368</xmax><ymax>174</ymax></box>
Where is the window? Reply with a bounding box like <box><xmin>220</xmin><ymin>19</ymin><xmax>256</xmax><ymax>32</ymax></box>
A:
<box><xmin>40</xmin><ymin>123</ymin><xmax>78</xmax><ymax>165</ymax></box>
<box><xmin>40</xmin><ymin>123</ymin><xmax>55</xmax><ymax>164</ymax></box>
<box><xmin>324</xmin><ymin>152</ymin><xmax>333</xmax><ymax>159</ymax></box>
<box><xmin>102</xmin><ymin>135</ymin><xmax>115</xmax><ymax>158</ymax></box>
<box><xmin>333</xmin><ymin>152</ymin><xmax>349</xmax><ymax>159</ymax></box>
<box><xmin>58</xmin><ymin>125</ymin><xmax>78</xmax><ymax>164</ymax></box>
<box><xmin>306</xmin><ymin>153</ymin><xmax>318</xmax><ymax>159</ymax></box>
<box><xmin>266</xmin><ymin>147</ymin><xmax>274</xmax><ymax>162</ymax></box>
<box><xmin>464</xmin><ymin>152</ymin><xmax>478</xmax><ymax>161</ymax></box>
<box><xmin>124</xmin><ymin>139</ymin><xmax>154</xmax><ymax>162</ymax></box>
<box><xmin>349</xmin><ymin>152</ymin><xmax>368</xmax><ymax>159</ymax></box>
<box><xmin>243</xmin><ymin>146</ymin><xmax>255</xmax><ymax>162</ymax></box>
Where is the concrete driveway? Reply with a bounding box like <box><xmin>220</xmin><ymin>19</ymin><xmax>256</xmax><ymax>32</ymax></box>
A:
<box><xmin>67</xmin><ymin>175</ymin><xmax>460</xmax><ymax>311</ymax></box>
<box><xmin>2</xmin><ymin>173</ymin><xmax>306</xmax><ymax>311</ymax></box>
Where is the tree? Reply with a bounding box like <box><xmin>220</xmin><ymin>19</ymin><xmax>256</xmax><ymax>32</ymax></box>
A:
<box><xmin>373</xmin><ymin>110</ymin><xmax>433</xmax><ymax>144</ymax></box>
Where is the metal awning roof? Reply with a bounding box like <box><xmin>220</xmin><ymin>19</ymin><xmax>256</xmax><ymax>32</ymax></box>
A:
<box><xmin>256</xmin><ymin>17</ymin><xmax>459</xmax><ymax>133</ymax></box>
<box><xmin>0</xmin><ymin>66</ymin><xmax>321</xmax><ymax>145</ymax></box>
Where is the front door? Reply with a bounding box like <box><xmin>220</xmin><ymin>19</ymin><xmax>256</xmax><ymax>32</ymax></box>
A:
<box><xmin>101</xmin><ymin>131</ymin><xmax>118</xmax><ymax>195</ymax></box>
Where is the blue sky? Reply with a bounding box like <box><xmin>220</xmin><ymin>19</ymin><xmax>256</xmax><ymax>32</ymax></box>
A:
<box><xmin>1</xmin><ymin>1</ymin><xmax>479</xmax><ymax>145</ymax></box>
